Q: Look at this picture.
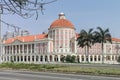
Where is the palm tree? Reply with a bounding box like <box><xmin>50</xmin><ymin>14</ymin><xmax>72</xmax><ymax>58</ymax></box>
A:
<box><xmin>77</xmin><ymin>28</ymin><xmax>94</xmax><ymax>63</ymax></box>
<box><xmin>93</xmin><ymin>27</ymin><xmax>112</xmax><ymax>64</ymax></box>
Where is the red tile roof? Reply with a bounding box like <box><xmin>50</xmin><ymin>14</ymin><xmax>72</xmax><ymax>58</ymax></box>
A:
<box><xmin>4</xmin><ymin>34</ymin><xmax>47</xmax><ymax>44</ymax></box>
<box><xmin>4</xmin><ymin>33</ymin><xmax>120</xmax><ymax>44</ymax></box>
<box><xmin>50</xmin><ymin>19</ymin><xmax>75</xmax><ymax>29</ymax></box>
<box><xmin>76</xmin><ymin>33</ymin><xmax>80</xmax><ymax>38</ymax></box>
<box><xmin>76</xmin><ymin>33</ymin><xmax>120</xmax><ymax>42</ymax></box>
<box><xmin>112</xmin><ymin>38</ymin><xmax>120</xmax><ymax>42</ymax></box>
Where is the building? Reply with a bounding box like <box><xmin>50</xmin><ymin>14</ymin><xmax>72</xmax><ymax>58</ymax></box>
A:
<box><xmin>1</xmin><ymin>13</ymin><xmax>120</xmax><ymax>64</ymax></box>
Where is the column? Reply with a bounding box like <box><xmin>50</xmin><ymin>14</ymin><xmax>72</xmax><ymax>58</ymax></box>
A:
<box><xmin>19</xmin><ymin>45</ymin><xmax>20</xmax><ymax>54</ymax></box>
<box><xmin>27</xmin><ymin>44</ymin><xmax>28</xmax><ymax>54</ymax></box>
<box><xmin>8</xmin><ymin>56</ymin><xmax>10</xmax><ymax>62</ymax></box>
<box><xmin>30</xmin><ymin>55</ymin><xmax>32</xmax><ymax>63</ymax></box>
<box><xmin>52</xmin><ymin>55</ymin><xmax>55</xmax><ymax>62</ymax></box>
<box><xmin>104</xmin><ymin>55</ymin><xmax>106</xmax><ymax>63</ymax></box>
<box><xmin>93</xmin><ymin>55</ymin><xmax>95</xmax><ymax>63</ymax></box>
<box><xmin>88</xmin><ymin>55</ymin><xmax>90</xmax><ymax>63</ymax></box>
<box><xmin>8</xmin><ymin>46</ymin><xmax>10</xmax><ymax>54</ymax></box>
<box><xmin>96</xmin><ymin>55</ymin><xmax>98</xmax><ymax>62</ymax></box>
<box><xmin>34</xmin><ymin>43</ymin><xmax>36</xmax><ymax>53</ymax></box>
<box><xmin>15</xmin><ymin>45</ymin><xmax>17</xmax><ymax>54</ymax></box>
<box><xmin>39</xmin><ymin>55</ymin><xmax>41</xmax><ymax>62</ymax></box>
<box><xmin>58</xmin><ymin>55</ymin><xmax>61</xmax><ymax>62</ymax></box>
<box><xmin>15</xmin><ymin>56</ymin><xmax>18</xmax><ymax>62</ymax></box>
<box><xmin>48</xmin><ymin>42</ymin><xmax>50</xmax><ymax>53</ymax></box>
<box><xmin>6</xmin><ymin>46</ymin><xmax>8</xmax><ymax>55</ymax></box>
<box><xmin>19</xmin><ymin>56</ymin><xmax>21</xmax><ymax>62</ymax></box>
<box><xmin>110</xmin><ymin>55</ymin><xmax>112</xmax><ymax>61</ymax></box>
<box><xmin>30</xmin><ymin>44</ymin><xmax>32</xmax><ymax>53</ymax></box>
<box><xmin>104</xmin><ymin>44</ymin><xmax>106</xmax><ymax>54</ymax></box>
<box><xmin>12</xmin><ymin>55</ymin><xmax>14</xmax><ymax>62</ymax></box>
<box><xmin>22</xmin><ymin>44</ymin><xmax>24</xmax><ymax>54</ymax></box>
<box><xmin>26</xmin><ymin>55</ymin><xmax>28</xmax><ymax>63</ymax></box>
<box><xmin>12</xmin><ymin>45</ymin><xmax>13</xmax><ymax>54</ymax></box>
<box><xmin>47</xmin><ymin>55</ymin><xmax>50</xmax><ymax>62</ymax></box>
<box><xmin>6</xmin><ymin>56</ymin><xmax>7</xmax><ymax>62</ymax></box>
<box><xmin>84</xmin><ymin>55</ymin><xmax>86</xmax><ymax>62</ymax></box>
<box><xmin>74</xmin><ymin>38</ymin><xmax>77</xmax><ymax>53</ymax></box>
<box><xmin>34</xmin><ymin>55</ymin><xmax>36</xmax><ymax>63</ymax></box>
<box><xmin>23</xmin><ymin>55</ymin><xmax>24</xmax><ymax>62</ymax></box>
<box><xmin>43</xmin><ymin>55</ymin><xmax>45</xmax><ymax>62</ymax></box>
<box><xmin>79</xmin><ymin>55</ymin><xmax>81</xmax><ymax>62</ymax></box>
<box><xmin>100</xmin><ymin>55</ymin><xmax>102</xmax><ymax>63</ymax></box>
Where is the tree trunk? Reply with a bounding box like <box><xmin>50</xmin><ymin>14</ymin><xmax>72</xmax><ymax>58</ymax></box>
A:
<box><xmin>87</xmin><ymin>46</ymin><xmax>89</xmax><ymax>63</ymax></box>
<box><xmin>102</xmin><ymin>43</ymin><xmax>104</xmax><ymax>64</ymax></box>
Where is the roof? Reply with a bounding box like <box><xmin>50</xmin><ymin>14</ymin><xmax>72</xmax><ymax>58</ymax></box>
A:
<box><xmin>50</xmin><ymin>19</ymin><xmax>74</xmax><ymax>29</ymax></box>
<box><xmin>4</xmin><ymin>34</ymin><xmax>47</xmax><ymax>44</ymax></box>
<box><xmin>76</xmin><ymin>33</ymin><xmax>120</xmax><ymax>42</ymax></box>
<box><xmin>76</xmin><ymin>33</ymin><xmax>80</xmax><ymax>38</ymax></box>
<box><xmin>112</xmin><ymin>38</ymin><xmax>120</xmax><ymax>42</ymax></box>
<box><xmin>49</xmin><ymin>13</ymin><xmax>75</xmax><ymax>29</ymax></box>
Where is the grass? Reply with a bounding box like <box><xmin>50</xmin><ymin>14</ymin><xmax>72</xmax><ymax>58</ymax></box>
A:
<box><xmin>0</xmin><ymin>62</ymin><xmax>120</xmax><ymax>77</ymax></box>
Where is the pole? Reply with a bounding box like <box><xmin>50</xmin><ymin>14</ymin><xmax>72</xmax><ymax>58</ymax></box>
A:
<box><xmin>0</xmin><ymin>5</ymin><xmax>2</xmax><ymax>63</ymax></box>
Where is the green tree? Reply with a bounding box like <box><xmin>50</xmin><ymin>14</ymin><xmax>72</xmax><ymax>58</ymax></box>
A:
<box><xmin>65</xmin><ymin>55</ymin><xmax>71</xmax><ymax>63</ymax></box>
<box><xmin>76</xmin><ymin>28</ymin><xmax>94</xmax><ymax>63</ymax></box>
<box><xmin>71</xmin><ymin>55</ymin><xmax>76</xmax><ymax>63</ymax></box>
<box><xmin>117</xmin><ymin>56</ymin><xmax>120</xmax><ymax>63</ymax></box>
<box><xmin>60</xmin><ymin>56</ymin><xmax>65</xmax><ymax>62</ymax></box>
<box><xmin>65</xmin><ymin>55</ymin><xmax>76</xmax><ymax>63</ymax></box>
<box><xmin>93</xmin><ymin>27</ymin><xmax>112</xmax><ymax>63</ymax></box>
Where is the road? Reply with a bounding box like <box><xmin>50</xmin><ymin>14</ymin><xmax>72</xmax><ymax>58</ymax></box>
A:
<box><xmin>0</xmin><ymin>70</ymin><xmax>120</xmax><ymax>80</ymax></box>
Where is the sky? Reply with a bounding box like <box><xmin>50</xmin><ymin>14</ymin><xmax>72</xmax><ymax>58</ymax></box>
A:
<box><xmin>1</xmin><ymin>0</ymin><xmax>120</xmax><ymax>38</ymax></box>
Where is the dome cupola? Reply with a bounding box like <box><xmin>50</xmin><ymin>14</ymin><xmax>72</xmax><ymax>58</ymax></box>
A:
<box><xmin>49</xmin><ymin>13</ymin><xmax>75</xmax><ymax>29</ymax></box>
<box><xmin>59</xmin><ymin>12</ymin><xmax>66</xmax><ymax>19</ymax></box>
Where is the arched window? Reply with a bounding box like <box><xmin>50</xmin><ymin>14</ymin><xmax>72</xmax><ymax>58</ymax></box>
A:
<box><xmin>82</xmin><ymin>56</ymin><xmax>84</xmax><ymax>61</ymax></box>
<box><xmin>90</xmin><ymin>56</ymin><xmax>93</xmax><ymax>61</ymax></box>
<box><xmin>45</xmin><ymin>56</ymin><xmax>48</xmax><ymax>62</ymax></box>
<box><xmin>40</xmin><ymin>56</ymin><xmax>43</xmax><ymax>61</ymax></box>
<box><xmin>36</xmin><ymin>56</ymin><xmax>39</xmax><ymax>62</ymax></box>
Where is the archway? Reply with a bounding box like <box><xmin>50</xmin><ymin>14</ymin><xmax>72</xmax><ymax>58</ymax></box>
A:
<box><xmin>77</xmin><ymin>55</ymin><xmax>80</xmax><ymax>63</ymax></box>
<box><xmin>45</xmin><ymin>55</ymin><xmax>48</xmax><ymax>62</ymax></box>
<box><xmin>94</xmin><ymin>56</ymin><xmax>97</xmax><ymax>61</ymax></box>
<box><xmin>82</xmin><ymin>55</ymin><xmax>84</xmax><ymax>61</ymax></box>
<box><xmin>40</xmin><ymin>55</ymin><xmax>43</xmax><ymax>61</ymax></box>
<box><xmin>50</xmin><ymin>55</ymin><xmax>52</xmax><ymax>62</ymax></box>
<box><xmin>54</xmin><ymin>55</ymin><xmax>58</xmax><ymax>62</ymax></box>
<box><xmin>60</xmin><ymin>55</ymin><xmax>65</xmax><ymax>62</ymax></box>
<box><xmin>90</xmin><ymin>56</ymin><xmax>93</xmax><ymax>62</ymax></box>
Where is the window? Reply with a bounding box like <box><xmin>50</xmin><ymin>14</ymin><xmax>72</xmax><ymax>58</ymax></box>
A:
<box><xmin>24</xmin><ymin>56</ymin><xmax>26</xmax><ymax>61</ymax></box>
<box><xmin>36</xmin><ymin>56</ymin><xmax>39</xmax><ymax>61</ymax></box>
<box><xmin>21</xmin><ymin>56</ymin><xmax>23</xmax><ymax>61</ymax></box>
<box><xmin>32</xmin><ymin>56</ymin><xmax>34</xmax><ymax>61</ymax></box>
<box><xmin>28</xmin><ymin>56</ymin><xmax>30</xmax><ymax>61</ymax></box>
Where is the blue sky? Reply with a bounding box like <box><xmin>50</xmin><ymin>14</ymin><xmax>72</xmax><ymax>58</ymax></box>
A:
<box><xmin>2</xmin><ymin>0</ymin><xmax>120</xmax><ymax>38</ymax></box>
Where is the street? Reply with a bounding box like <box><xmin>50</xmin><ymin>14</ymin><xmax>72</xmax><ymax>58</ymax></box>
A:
<box><xmin>0</xmin><ymin>70</ymin><xmax>120</xmax><ymax>80</ymax></box>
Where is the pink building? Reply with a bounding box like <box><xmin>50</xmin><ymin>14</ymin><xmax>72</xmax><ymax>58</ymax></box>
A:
<box><xmin>2</xmin><ymin>13</ymin><xmax>120</xmax><ymax>64</ymax></box>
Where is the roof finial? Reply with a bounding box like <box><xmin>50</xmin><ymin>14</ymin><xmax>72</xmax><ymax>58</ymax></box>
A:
<box><xmin>59</xmin><ymin>12</ymin><xmax>66</xmax><ymax>19</ymax></box>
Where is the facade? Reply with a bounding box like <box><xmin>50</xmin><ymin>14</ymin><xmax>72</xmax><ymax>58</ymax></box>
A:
<box><xmin>1</xmin><ymin>13</ymin><xmax>120</xmax><ymax>64</ymax></box>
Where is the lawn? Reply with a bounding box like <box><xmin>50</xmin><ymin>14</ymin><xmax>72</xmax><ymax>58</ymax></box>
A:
<box><xmin>0</xmin><ymin>63</ymin><xmax>120</xmax><ymax>77</ymax></box>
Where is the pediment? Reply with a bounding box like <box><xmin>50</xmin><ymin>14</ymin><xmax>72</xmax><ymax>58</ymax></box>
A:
<box><xmin>11</xmin><ymin>39</ymin><xmax>22</xmax><ymax>44</ymax></box>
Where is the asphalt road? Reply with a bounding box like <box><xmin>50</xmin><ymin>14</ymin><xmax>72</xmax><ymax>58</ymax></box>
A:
<box><xmin>0</xmin><ymin>70</ymin><xmax>120</xmax><ymax>80</ymax></box>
